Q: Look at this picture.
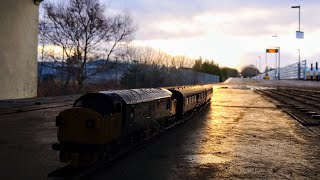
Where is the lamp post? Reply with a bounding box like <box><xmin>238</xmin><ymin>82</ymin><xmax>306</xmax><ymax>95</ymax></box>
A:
<box><xmin>291</xmin><ymin>5</ymin><xmax>304</xmax><ymax>39</ymax></box>
<box><xmin>278</xmin><ymin>47</ymin><xmax>280</xmax><ymax>80</ymax></box>
<box><xmin>265</xmin><ymin>52</ymin><xmax>268</xmax><ymax>73</ymax></box>
<box><xmin>258</xmin><ymin>56</ymin><xmax>262</xmax><ymax>79</ymax></box>
<box><xmin>292</xmin><ymin>6</ymin><xmax>303</xmax><ymax>79</ymax></box>
<box><xmin>291</xmin><ymin>6</ymin><xmax>301</xmax><ymax>31</ymax></box>
<box><xmin>272</xmin><ymin>35</ymin><xmax>280</xmax><ymax>80</ymax></box>
<box><xmin>256</xmin><ymin>60</ymin><xmax>258</xmax><ymax>76</ymax></box>
<box><xmin>297</xmin><ymin>49</ymin><xmax>301</xmax><ymax>79</ymax></box>
<box><xmin>258</xmin><ymin>56</ymin><xmax>261</xmax><ymax>72</ymax></box>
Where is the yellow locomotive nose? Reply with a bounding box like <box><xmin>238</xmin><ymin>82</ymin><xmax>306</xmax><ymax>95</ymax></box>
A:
<box><xmin>56</xmin><ymin>107</ymin><xmax>105</xmax><ymax>144</ymax></box>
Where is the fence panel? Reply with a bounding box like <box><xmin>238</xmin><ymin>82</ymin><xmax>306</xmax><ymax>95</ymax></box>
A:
<box><xmin>252</xmin><ymin>60</ymin><xmax>307</xmax><ymax>80</ymax></box>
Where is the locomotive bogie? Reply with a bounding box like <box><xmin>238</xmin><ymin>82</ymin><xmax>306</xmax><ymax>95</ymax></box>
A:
<box><xmin>59</xmin><ymin>150</ymin><xmax>102</xmax><ymax>166</ymax></box>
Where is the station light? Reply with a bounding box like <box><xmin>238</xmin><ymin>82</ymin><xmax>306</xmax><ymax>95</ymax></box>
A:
<box><xmin>266</xmin><ymin>49</ymin><xmax>279</xmax><ymax>53</ymax></box>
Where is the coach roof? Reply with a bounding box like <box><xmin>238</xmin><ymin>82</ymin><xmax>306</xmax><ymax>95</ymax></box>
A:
<box><xmin>100</xmin><ymin>88</ymin><xmax>172</xmax><ymax>104</ymax></box>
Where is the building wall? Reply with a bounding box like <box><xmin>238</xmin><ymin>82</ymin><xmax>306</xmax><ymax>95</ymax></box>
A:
<box><xmin>0</xmin><ymin>0</ymin><xmax>39</xmax><ymax>99</ymax></box>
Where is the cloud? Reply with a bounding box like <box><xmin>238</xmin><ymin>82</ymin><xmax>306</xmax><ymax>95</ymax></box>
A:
<box><xmin>106</xmin><ymin>0</ymin><xmax>320</xmax><ymax>68</ymax></box>
<box><xmin>108</xmin><ymin>0</ymin><xmax>320</xmax><ymax>40</ymax></box>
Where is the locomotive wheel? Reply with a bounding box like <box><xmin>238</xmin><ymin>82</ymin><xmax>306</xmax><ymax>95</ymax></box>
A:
<box><xmin>60</xmin><ymin>151</ymin><xmax>102</xmax><ymax>167</ymax></box>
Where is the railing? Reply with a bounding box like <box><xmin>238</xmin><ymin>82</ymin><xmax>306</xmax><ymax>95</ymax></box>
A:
<box><xmin>252</xmin><ymin>60</ymin><xmax>307</xmax><ymax>80</ymax></box>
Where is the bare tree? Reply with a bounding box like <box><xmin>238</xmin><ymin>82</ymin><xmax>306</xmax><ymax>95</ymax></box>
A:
<box><xmin>39</xmin><ymin>0</ymin><xmax>135</xmax><ymax>90</ymax></box>
<box><xmin>174</xmin><ymin>55</ymin><xmax>193</xmax><ymax>68</ymax></box>
<box><xmin>115</xmin><ymin>44</ymin><xmax>139</xmax><ymax>63</ymax></box>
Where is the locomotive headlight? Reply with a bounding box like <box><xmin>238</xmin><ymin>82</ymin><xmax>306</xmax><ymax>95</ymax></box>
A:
<box><xmin>55</xmin><ymin>115</ymin><xmax>64</xmax><ymax>127</ymax></box>
<box><xmin>86</xmin><ymin>120</ymin><xmax>96</xmax><ymax>128</ymax></box>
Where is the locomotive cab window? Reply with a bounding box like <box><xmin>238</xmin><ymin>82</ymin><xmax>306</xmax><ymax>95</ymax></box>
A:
<box><xmin>115</xmin><ymin>103</ymin><xmax>122</xmax><ymax>113</ymax></box>
<box><xmin>74</xmin><ymin>94</ymin><xmax>116</xmax><ymax>115</ymax></box>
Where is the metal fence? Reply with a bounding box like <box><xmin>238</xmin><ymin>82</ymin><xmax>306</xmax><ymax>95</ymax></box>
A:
<box><xmin>253</xmin><ymin>60</ymin><xmax>307</xmax><ymax>80</ymax></box>
<box><xmin>38</xmin><ymin>61</ymin><xmax>220</xmax><ymax>85</ymax></box>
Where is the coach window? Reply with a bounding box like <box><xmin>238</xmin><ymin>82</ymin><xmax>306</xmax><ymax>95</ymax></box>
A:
<box><xmin>166</xmin><ymin>99</ymin><xmax>170</xmax><ymax>110</ymax></box>
<box><xmin>130</xmin><ymin>105</ymin><xmax>135</xmax><ymax>119</ymax></box>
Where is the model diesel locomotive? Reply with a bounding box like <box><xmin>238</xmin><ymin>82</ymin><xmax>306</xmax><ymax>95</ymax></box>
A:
<box><xmin>52</xmin><ymin>85</ymin><xmax>213</xmax><ymax>166</ymax></box>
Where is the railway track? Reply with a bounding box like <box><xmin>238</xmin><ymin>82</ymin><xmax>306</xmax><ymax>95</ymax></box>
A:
<box><xmin>0</xmin><ymin>95</ymin><xmax>80</xmax><ymax>115</ymax></box>
<box><xmin>48</xmin><ymin>101</ymin><xmax>211</xmax><ymax>180</ymax></box>
<box><xmin>256</xmin><ymin>88</ymin><xmax>320</xmax><ymax>126</ymax></box>
<box><xmin>0</xmin><ymin>101</ymin><xmax>74</xmax><ymax>115</ymax></box>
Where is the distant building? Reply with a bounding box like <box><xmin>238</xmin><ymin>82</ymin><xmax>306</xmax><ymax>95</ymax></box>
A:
<box><xmin>38</xmin><ymin>60</ymin><xmax>131</xmax><ymax>83</ymax></box>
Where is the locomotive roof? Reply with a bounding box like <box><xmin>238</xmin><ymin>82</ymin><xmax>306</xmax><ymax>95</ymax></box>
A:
<box><xmin>100</xmin><ymin>88</ymin><xmax>172</xmax><ymax>104</ymax></box>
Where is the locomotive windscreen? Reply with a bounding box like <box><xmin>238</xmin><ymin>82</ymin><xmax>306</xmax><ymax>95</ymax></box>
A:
<box><xmin>74</xmin><ymin>93</ymin><xmax>115</xmax><ymax>115</ymax></box>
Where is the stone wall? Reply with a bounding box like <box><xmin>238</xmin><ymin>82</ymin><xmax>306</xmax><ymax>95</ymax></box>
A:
<box><xmin>0</xmin><ymin>0</ymin><xmax>39</xmax><ymax>99</ymax></box>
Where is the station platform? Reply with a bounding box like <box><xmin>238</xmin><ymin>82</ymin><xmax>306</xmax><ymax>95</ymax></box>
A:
<box><xmin>225</xmin><ymin>77</ymin><xmax>320</xmax><ymax>90</ymax></box>
<box><xmin>0</xmin><ymin>82</ymin><xmax>319</xmax><ymax>179</ymax></box>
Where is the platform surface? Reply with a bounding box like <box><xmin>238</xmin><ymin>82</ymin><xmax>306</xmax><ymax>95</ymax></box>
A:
<box><xmin>88</xmin><ymin>86</ymin><xmax>320</xmax><ymax>179</ymax></box>
<box><xmin>0</xmin><ymin>84</ymin><xmax>319</xmax><ymax>179</ymax></box>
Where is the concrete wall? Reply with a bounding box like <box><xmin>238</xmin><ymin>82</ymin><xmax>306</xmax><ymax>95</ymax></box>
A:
<box><xmin>0</xmin><ymin>0</ymin><xmax>39</xmax><ymax>99</ymax></box>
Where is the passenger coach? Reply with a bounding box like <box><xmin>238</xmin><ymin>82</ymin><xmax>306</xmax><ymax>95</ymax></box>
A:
<box><xmin>168</xmin><ymin>85</ymin><xmax>213</xmax><ymax>116</ymax></box>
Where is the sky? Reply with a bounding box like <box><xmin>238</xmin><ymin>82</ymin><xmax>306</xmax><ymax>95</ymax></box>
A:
<box><xmin>106</xmin><ymin>0</ymin><xmax>320</xmax><ymax>70</ymax></box>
